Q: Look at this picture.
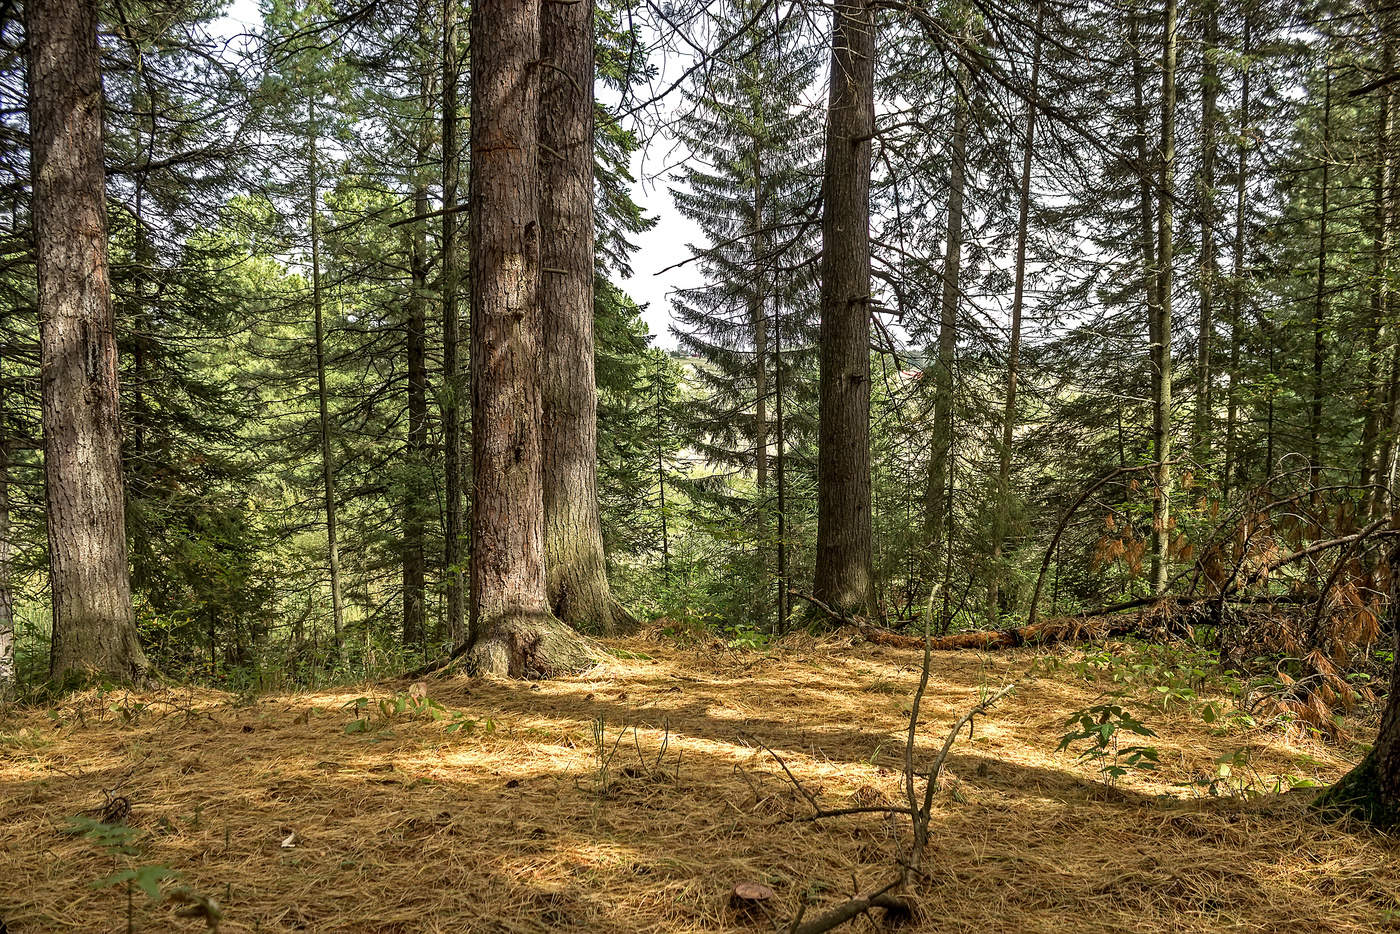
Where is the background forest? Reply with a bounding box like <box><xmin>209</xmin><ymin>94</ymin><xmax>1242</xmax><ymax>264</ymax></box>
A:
<box><xmin>0</xmin><ymin>0</ymin><xmax>1397</xmax><ymax>730</ymax></box>
<box><xmin>8</xmin><ymin>0</ymin><xmax>1400</xmax><ymax>928</ymax></box>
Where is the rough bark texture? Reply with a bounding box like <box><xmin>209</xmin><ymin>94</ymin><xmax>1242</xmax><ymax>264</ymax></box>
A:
<box><xmin>442</xmin><ymin>0</ymin><xmax>466</xmax><ymax>645</ymax></box>
<box><xmin>813</xmin><ymin>0</ymin><xmax>876</xmax><ymax>617</ymax></box>
<box><xmin>1150</xmin><ymin>0</ymin><xmax>1178</xmax><ymax>596</ymax></box>
<box><xmin>26</xmin><ymin>0</ymin><xmax>149</xmax><ymax>684</ymax></box>
<box><xmin>1314</xmin><ymin>539</ymin><xmax>1400</xmax><ymax>827</ymax></box>
<box><xmin>467</xmin><ymin>0</ymin><xmax>598</xmax><ymax>678</ymax></box>
<box><xmin>539</xmin><ymin>0</ymin><xmax>635</xmax><ymax>636</ymax></box>
<box><xmin>923</xmin><ymin>61</ymin><xmax>967</xmax><ymax>593</ymax></box>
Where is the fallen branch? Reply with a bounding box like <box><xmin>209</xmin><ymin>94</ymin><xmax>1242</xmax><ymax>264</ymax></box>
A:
<box><xmin>788</xmin><ymin>877</ymin><xmax>912</xmax><ymax>934</ymax></box>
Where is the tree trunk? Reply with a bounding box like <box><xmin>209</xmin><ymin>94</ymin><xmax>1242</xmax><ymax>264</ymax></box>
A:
<box><xmin>988</xmin><ymin>4</ymin><xmax>1041</xmax><ymax>620</ymax></box>
<box><xmin>442</xmin><ymin>0</ymin><xmax>467</xmax><ymax>646</ymax></box>
<box><xmin>26</xmin><ymin>0</ymin><xmax>148</xmax><ymax>684</ymax></box>
<box><xmin>1223</xmin><ymin>15</ymin><xmax>1250</xmax><ymax>501</ymax></box>
<box><xmin>1193</xmin><ymin>0</ymin><xmax>1219</xmax><ymax>462</ymax></box>
<box><xmin>1314</xmin><ymin>537</ymin><xmax>1400</xmax><ymax>827</ymax></box>
<box><xmin>308</xmin><ymin>99</ymin><xmax>345</xmax><ymax>660</ymax></box>
<box><xmin>1151</xmin><ymin>0</ymin><xmax>1178</xmax><ymax>596</ymax></box>
<box><xmin>813</xmin><ymin>0</ymin><xmax>876</xmax><ymax>618</ymax></box>
<box><xmin>774</xmin><ymin>295</ymin><xmax>789</xmax><ymax>632</ymax></box>
<box><xmin>403</xmin><ymin>173</ymin><xmax>429</xmax><ymax>649</ymax></box>
<box><xmin>1361</xmin><ymin>34</ymin><xmax>1394</xmax><ymax>516</ymax></box>
<box><xmin>751</xmin><ymin>145</ymin><xmax>770</xmax><ymax>623</ymax></box>
<box><xmin>467</xmin><ymin>0</ymin><xmax>597</xmax><ymax>678</ymax></box>
<box><xmin>539</xmin><ymin>0</ymin><xmax>635</xmax><ymax>636</ymax></box>
<box><xmin>0</xmin><ymin>369</ymin><xmax>13</xmax><ymax>698</ymax></box>
<box><xmin>1310</xmin><ymin>68</ymin><xmax>1331</xmax><ymax>495</ymax></box>
<box><xmin>923</xmin><ymin>61</ymin><xmax>968</xmax><ymax>596</ymax></box>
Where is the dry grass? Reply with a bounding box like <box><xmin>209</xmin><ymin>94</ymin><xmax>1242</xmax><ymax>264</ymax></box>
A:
<box><xmin>1</xmin><ymin>632</ymin><xmax>1397</xmax><ymax>933</ymax></box>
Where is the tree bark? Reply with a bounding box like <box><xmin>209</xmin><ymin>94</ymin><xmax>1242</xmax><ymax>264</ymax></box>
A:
<box><xmin>1364</xmin><ymin>26</ymin><xmax>1394</xmax><ymax>517</ymax></box>
<box><xmin>442</xmin><ymin>0</ymin><xmax>467</xmax><ymax>645</ymax></box>
<box><xmin>1314</xmin><ymin>537</ymin><xmax>1400</xmax><ymax>827</ymax></box>
<box><xmin>1151</xmin><ymin>0</ymin><xmax>1178</xmax><ymax>596</ymax></box>
<box><xmin>1310</xmin><ymin>68</ymin><xmax>1332</xmax><ymax>495</ymax></box>
<box><xmin>26</xmin><ymin>0</ymin><xmax>148</xmax><ymax>684</ymax></box>
<box><xmin>467</xmin><ymin>0</ymin><xmax>598</xmax><ymax>678</ymax></box>
<box><xmin>0</xmin><ymin>367</ymin><xmax>13</xmax><ymax>698</ymax></box>
<box><xmin>308</xmin><ymin>99</ymin><xmax>345</xmax><ymax>660</ymax></box>
<box><xmin>539</xmin><ymin>0</ymin><xmax>636</xmax><ymax>636</ymax></box>
<box><xmin>923</xmin><ymin>60</ymin><xmax>968</xmax><ymax>601</ymax></box>
<box><xmin>403</xmin><ymin>14</ymin><xmax>432</xmax><ymax>649</ymax></box>
<box><xmin>988</xmin><ymin>5</ymin><xmax>1041</xmax><ymax>619</ymax></box>
<box><xmin>812</xmin><ymin>0</ymin><xmax>876</xmax><ymax>618</ymax></box>
<box><xmin>1194</xmin><ymin>0</ymin><xmax>1219</xmax><ymax>462</ymax></box>
<box><xmin>1223</xmin><ymin>15</ymin><xmax>1251</xmax><ymax>501</ymax></box>
<box><xmin>751</xmin><ymin>144</ymin><xmax>770</xmax><ymax>622</ymax></box>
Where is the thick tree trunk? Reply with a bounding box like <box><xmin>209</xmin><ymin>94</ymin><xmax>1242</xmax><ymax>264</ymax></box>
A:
<box><xmin>442</xmin><ymin>0</ymin><xmax>467</xmax><ymax>646</ymax></box>
<box><xmin>26</xmin><ymin>0</ymin><xmax>148</xmax><ymax>684</ymax></box>
<box><xmin>1314</xmin><ymin>538</ymin><xmax>1400</xmax><ymax>827</ymax></box>
<box><xmin>539</xmin><ymin>0</ymin><xmax>635</xmax><ymax>636</ymax></box>
<box><xmin>1151</xmin><ymin>0</ymin><xmax>1178</xmax><ymax>596</ymax></box>
<box><xmin>923</xmin><ymin>62</ymin><xmax>968</xmax><ymax>599</ymax></box>
<box><xmin>1223</xmin><ymin>16</ymin><xmax>1251</xmax><ymax>501</ymax></box>
<box><xmin>308</xmin><ymin>100</ymin><xmax>345</xmax><ymax>660</ymax></box>
<box><xmin>988</xmin><ymin>6</ymin><xmax>1041</xmax><ymax>620</ymax></box>
<box><xmin>1194</xmin><ymin>0</ymin><xmax>1219</xmax><ymax>462</ymax></box>
<box><xmin>467</xmin><ymin>0</ymin><xmax>598</xmax><ymax>678</ymax></box>
<box><xmin>812</xmin><ymin>0</ymin><xmax>876</xmax><ymax>617</ymax></box>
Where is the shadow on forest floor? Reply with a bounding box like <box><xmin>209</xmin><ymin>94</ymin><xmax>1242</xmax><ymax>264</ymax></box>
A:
<box><xmin>0</xmin><ymin>631</ymin><xmax>1395</xmax><ymax>932</ymax></box>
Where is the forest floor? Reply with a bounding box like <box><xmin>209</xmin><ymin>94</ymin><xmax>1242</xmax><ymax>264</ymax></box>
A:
<box><xmin>0</xmin><ymin>630</ymin><xmax>1397</xmax><ymax>933</ymax></box>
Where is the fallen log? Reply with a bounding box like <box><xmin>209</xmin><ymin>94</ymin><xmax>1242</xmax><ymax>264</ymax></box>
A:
<box><xmin>788</xmin><ymin>588</ymin><xmax>1161</xmax><ymax>651</ymax></box>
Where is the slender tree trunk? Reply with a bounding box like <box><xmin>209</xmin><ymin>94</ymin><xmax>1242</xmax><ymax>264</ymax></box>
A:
<box><xmin>1151</xmin><ymin>0</ymin><xmax>1178</xmax><ymax>596</ymax></box>
<box><xmin>774</xmin><ymin>295</ymin><xmax>789</xmax><ymax>632</ymax></box>
<box><xmin>987</xmin><ymin>5</ymin><xmax>1041</xmax><ymax>619</ymax></box>
<box><xmin>0</xmin><ymin>370</ymin><xmax>13</xmax><ymax>698</ymax></box>
<box><xmin>467</xmin><ymin>0</ymin><xmax>597</xmax><ymax>677</ymax></box>
<box><xmin>655</xmin><ymin>357</ymin><xmax>671</xmax><ymax>582</ymax></box>
<box><xmin>1194</xmin><ymin>0</ymin><xmax>1219</xmax><ymax>462</ymax></box>
<box><xmin>1365</xmin><ymin>34</ymin><xmax>1395</xmax><ymax>516</ymax></box>
<box><xmin>812</xmin><ymin>0</ymin><xmax>876</xmax><ymax>618</ymax></box>
<box><xmin>1315</xmin><ymin>537</ymin><xmax>1400</xmax><ymax>827</ymax></box>
<box><xmin>751</xmin><ymin>146</ymin><xmax>771</xmax><ymax>622</ymax></box>
<box><xmin>539</xmin><ymin>0</ymin><xmax>635</xmax><ymax>635</ymax></box>
<box><xmin>1310</xmin><ymin>67</ymin><xmax>1332</xmax><ymax>494</ymax></box>
<box><xmin>26</xmin><ymin>0</ymin><xmax>148</xmax><ymax>683</ymax></box>
<box><xmin>403</xmin><ymin>176</ymin><xmax>429</xmax><ymax>649</ymax></box>
<box><xmin>1223</xmin><ymin>16</ymin><xmax>1251</xmax><ymax>501</ymax></box>
<box><xmin>442</xmin><ymin>0</ymin><xmax>466</xmax><ymax>646</ymax></box>
<box><xmin>308</xmin><ymin>99</ymin><xmax>345</xmax><ymax>660</ymax></box>
<box><xmin>923</xmin><ymin>62</ymin><xmax>968</xmax><ymax>595</ymax></box>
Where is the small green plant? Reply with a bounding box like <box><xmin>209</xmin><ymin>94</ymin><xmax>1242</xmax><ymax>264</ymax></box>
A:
<box><xmin>1057</xmin><ymin>703</ymin><xmax>1160</xmax><ymax>785</ymax></box>
<box><xmin>65</xmin><ymin>814</ymin><xmax>217</xmax><ymax>931</ymax></box>
<box><xmin>341</xmin><ymin>690</ymin><xmax>489</xmax><ymax>737</ymax></box>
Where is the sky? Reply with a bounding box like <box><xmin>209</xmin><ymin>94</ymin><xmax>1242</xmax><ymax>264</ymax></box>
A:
<box><xmin>216</xmin><ymin>0</ymin><xmax>699</xmax><ymax>349</ymax></box>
